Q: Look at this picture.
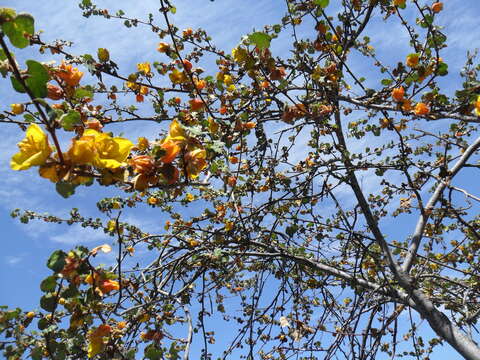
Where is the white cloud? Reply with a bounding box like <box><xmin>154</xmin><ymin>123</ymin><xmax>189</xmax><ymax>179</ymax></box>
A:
<box><xmin>5</xmin><ymin>255</ymin><xmax>24</xmax><ymax>265</ymax></box>
<box><xmin>50</xmin><ymin>223</ymin><xmax>109</xmax><ymax>245</ymax></box>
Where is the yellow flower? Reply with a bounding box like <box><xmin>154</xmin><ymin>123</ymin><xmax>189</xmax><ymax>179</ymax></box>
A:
<box><xmin>139</xmin><ymin>86</ymin><xmax>149</xmax><ymax>95</ymax></box>
<box><xmin>137</xmin><ymin>62</ymin><xmax>151</xmax><ymax>76</ymax></box>
<box><xmin>185</xmin><ymin>148</ymin><xmax>207</xmax><ymax>179</ymax></box>
<box><xmin>106</xmin><ymin>219</ymin><xmax>117</xmax><ymax>233</ymax></box>
<box><xmin>208</xmin><ymin>117</ymin><xmax>219</xmax><ymax>134</ymax></box>
<box><xmin>165</xmin><ymin>119</ymin><xmax>187</xmax><ymax>143</ymax></box>
<box><xmin>169</xmin><ymin>68</ymin><xmax>188</xmax><ymax>84</ymax></box>
<box><xmin>223</xmin><ymin>74</ymin><xmax>233</xmax><ymax>85</ymax></box>
<box><xmin>67</xmin><ymin>134</ymin><xmax>96</xmax><ymax>165</ymax></box>
<box><xmin>87</xmin><ymin>324</ymin><xmax>111</xmax><ymax>358</ymax></box>
<box><xmin>232</xmin><ymin>46</ymin><xmax>248</xmax><ymax>64</ymax></box>
<box><xmin>55</xmin><ymin>61</ymin><xmax>83</xmax><ymax>87</ymax></box>
<box><xmin>68</xmin><ymin>130</ymin><xmax>134</xmax><ymax>169</ymax></box>
<box><xmin>474</xmin><ymin>95</ymin><xmax>480</xmax><ymax>116</ymax></box>
<box><xmin>136</xmin><ymin>137</ymin><xmax>149</xmax><ymax>151</ymax></box>
<box><xmin>117</xmin><ymin>321</ymin><xmax>127</xmax><ymax>330</ymax></box>
<box><xmin>157</xmin><ymin>42</ymin><xmax>170</xmax><ymax>53</ymax></box>
<box><xmin>406</xmin><ymin>53</ymin><xmax>419</xmax><ymax>68</ymax></box>
<box><xmin>11</xmin><ymin>124</ymin><xmax>52</xmax><ymax>171</ymax></box>
<box><xmin>225</xmin><ymin>220</ymin><xmax>234</xmax><ymax>231</ymax></box>
<box><xmin>414</xmin><ymin>102</ymin><xmax>430</xmax><ymax>116</ymax></box>
<box><xmin>125</xmin><ymin>81</ymin><xmax>140</xmax><ymax>91</ymax></box>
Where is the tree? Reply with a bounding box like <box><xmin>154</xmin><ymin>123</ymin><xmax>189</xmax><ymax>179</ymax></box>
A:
<box><xmin>1</xmin><ymin>0</ymin><xmax>480</xmax><ymax>359</ymax></box>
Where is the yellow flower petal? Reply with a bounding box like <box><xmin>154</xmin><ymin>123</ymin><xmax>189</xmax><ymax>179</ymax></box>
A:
<box><xmin>68</xmin><ymin>130</ymin><xmax>133</xmax><ymax>169</ymax></box>
<box><xmin>185</xmin><ymin>148</ymin><xmax>207</xmax><ymax>179</ymax></box>
<box><xmin>68</xmin><ymin>136</ymin><xmax>96</xmax><ymax>165</ymax></box>
<box><xmin>167</xmin><ymin>119</ymin><xmax>187</xmax><ymax>142</ymax></box>
<box><xmin>10</xmin><ymin>124</ymin><xmax>52</xmax><ymax>170</ymax></box>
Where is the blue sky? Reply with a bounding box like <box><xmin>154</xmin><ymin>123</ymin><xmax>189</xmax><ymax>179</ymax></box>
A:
<box><xmin>2</xmin><ymin>0</ymin><xmax>480</xmax><ymax>358</ymax></box>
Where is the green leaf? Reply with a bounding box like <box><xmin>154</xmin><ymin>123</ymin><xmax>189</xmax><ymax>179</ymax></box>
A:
<box><xmin>25</xmin><ymin>60</ymin><xmax>49</xmax><ymax>97</ymax></box>
<box><xmin>126</xmin><ymin>349</ymin><xmax>137</xmax><ymax>360</ymax></box>
<box><xmin>2</xmin><ymin>12</ymin><xmax>35</xmax><ymax>49</ymax></box>
<box><xmin>47</xmin><ymin>250</ymin><xmax>67</xmax><ymax>272</ymax></box>
<box><xmin>40</xmin><ymin>293</ymin><xmax>56</xmax><ymax>312</ymax></box>
<box><xmin>145</xmin><ymin>344</ymin><xmax>164</xmax><ymax>360</ymax></box>
<box><xmin>248</xmin><ymin>32</ymin><xmax>272</xmax><ymax>50</ymax></box>
<box><xmin>40</xmin><ymin>275</ymin><xmax>57</xmax><ymax>292</ymax></box>
<box><xmin>437</xmin><ymin>62</ymin><xmax>448</xmax><ymax>76</ymax></box>
<box><xmin>0</xmin><ymin>49</ymin><xmax>6</xmax><ymax>61</ymax></box>
<box><xmin>56</xmin><ymin>181</ymin><xmax>77</xmax><ymax>198</ymax></box>
<box><xmin>10</xmin><ymin>60</ymin><xmax>49</xmax><ymax>98</ymax></box>
<box><xmin>4</xmin><ymin>308</ymin><xmax>20</xmax><ymax>320</ymax></box>
<box><xmin>421</xmin><ymin>14</ymin><xmax>434</xmax><ymax>28</ymax></box>
<box><xmin>74</xmin><ymin>86</ymin><xmax>93</xmax><ymax>100</ymax></box>
<box><xmin>381</xmin><ymin>78</ymin><xmax>393</xmax><ymax>86</ymax></box>
<box><xmin>286</xmin><ymin>224</ymin><xmax>298</xmax><ymax>237</ymax></box>
<box><xmin>31</xmin><ymin>347</ymin><xmax>43</xmax><ymax>360</ymax></box>
<box><xmin>10</xmin><ymin>75</ymin><xmax>26</xmax><ymax>93</ymax></box>
<box><xmin>23</xmin><ymin>113</ymin><xmax>35</xmax><ymax>123</ymax></box>
<box><xmin>168</xmin><ymin>343</ymin><xmax>180</xmax><ymax>360</ymax></box>
<box><xmin>59</xmin><ymin>110</ymin><xmax>81</xmax><ymax>131</ymax></box>
<box><xmin>61</xmin><ymin>284</ymin><xmax>80</xmax><ymax>299</ymax></box>
<box><xmin>314</xmin><ymin>0</ymin><xmax>330</xmax><ymax>9</ymax></box>
<box><xmin>37</xmin><ymin>317</ymin><xmax>49</xmax><ymax>330</ymax></box>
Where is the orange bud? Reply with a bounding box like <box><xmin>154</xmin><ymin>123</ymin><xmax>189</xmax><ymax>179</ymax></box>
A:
<box><xmin>243</xmin><ymin>121</ymin><xmax>256</xmax><ymax>130</ymax></box>
<box><xmin>181</xmin><ymin>59</ymin><xmax>192</xmax><ymax>72</ymax></box>
<box><xmin>391</xmin><ymin>87</ymin><xmax>405</xmax><ymax>102</ymax></box>
<box><xmin>401</xmin><ymin>99</ymin><xmax>412</xmax><ymax>112</ymax></box>
<box><xmin>189</xmin><ymin>98</ymin><xmax>204</xmax><ymax>111</ymax></box>
<box><xmin>227</xmin><ymin>176</ymin><xmax>237</xmax><ymax>187</ymax></box>
<box><xmin>86</xmin><ymin>119</ymin><xmax>103</xmax><ymax>131</ymax></box>
<box><xmin>195</xmin><ymin>79</ymin><xmax>206</xmax><ymax>90</ymax></box>
<box><xmin>431</xmin><ymin>2</ymin><xmax>443</xmax><ymax>13</ymax></box>
<box><xmin>47</xmin><ymin>84</ymin><xmax>64</xmax><ymax>100</ymax></box>
<box><xmin>10</xmin><ymin>104</ymin><xmax>25</xmax><ymax>115</ymax></box>
<box><xmin>270</xmin><ymin>67</ymin><xmax>286</xmax><ymax>81</ymax></box>
<box><xmin>100</xmin><ymin>280</ymin><xmax>119</xmax><ymax>294</ymax></box>
<box><xmin>260</xmin><ymin>81</ymin><xmax>270</xmax><ymax>89</ymax></box>
<box><xmin>414</xmin><ymin>102</ymin><xmax>430</xmax><ymax>116</ymax></box>
<box><xmin>183</xmin><ymin>28</ymin><xmax>193</xmax><ymax>37</ymax></box>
